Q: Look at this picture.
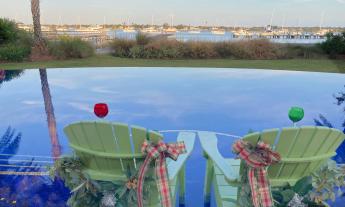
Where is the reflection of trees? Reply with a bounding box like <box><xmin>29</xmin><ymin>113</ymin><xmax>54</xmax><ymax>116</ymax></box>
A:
<box><xmin>0</xmin><ymin>127</ymin><xmax>21</xmax><ymax>165</ymax></box>
<box><xmin>39</xmin><ymin>69</ymin><xmax>61</xmax><ymax>160</ymax></box>
<box><xmin>0</xmin><ymin>127</ymin><xmax>69</xmax><ymax>206</ymax></box>
<box><xmin>314</xmin><ymin>86</ymin><xmax>345</xmax><ymax>163</ymax></box>
<box><xmin>0</xmin><ymin>70</ymin><xmax>24</xmax><ymax>86</ymax></box>
<box><xmin>334</xmin><ymin>88</ymin><xmax>345</xmax><ymax>130</ymax></box>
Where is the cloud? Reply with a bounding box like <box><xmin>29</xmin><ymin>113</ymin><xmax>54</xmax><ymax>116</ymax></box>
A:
<box><xmin>22</xmin><ymin>100</ymin><xmax>43</xmax><ymax>106</ymax></box>
<box><xmin>182</xmin><ymin>69</ymin><xmax>301</xmax><ymax>80</ymax></box>
<box><xmin>90</xmin><ymin>86</ymin><xmax>120</xmax><ymax>94</ymax></box>
<box><xmin>336</xmin><ymin>0</ymin><xmax>345</xmax><ymax>3</ymax></box>
<box><xmin>68</xmin><ymin>102</ymin><xmax>93</xmax><ymax>113</ymax></box>
<box><xmin>49</xmin><ymin>78</ymin><xmax>79</xmax><ymax>90</ymax></box>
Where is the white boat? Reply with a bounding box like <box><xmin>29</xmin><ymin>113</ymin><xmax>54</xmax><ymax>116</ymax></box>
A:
<box><xmin>211</xmin><ymin>28</ymin><xmax>225</xmax><ymax>35</ymax></box>
<box><xmin>122</xmin><ymin>26</ymin><xmax>137</xmax><ymax>33</ymax></box>
<box><xmin>164</xmin><ymin>27</ymin><xmax>177</xmax><ymax>33</ymax></box>
<box><xmin>188</xmin><ymin>30</ymin><xmax>201</xmax><ymax>34</ymax></box>
<box><xmin>141</xmin><ymin>27</ymin><xmax>160</xmax><ymax>34</ymax></box>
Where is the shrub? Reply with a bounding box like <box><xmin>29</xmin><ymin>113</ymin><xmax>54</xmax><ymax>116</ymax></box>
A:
<box><xmin>282</xmin><ymin>44</ymin><xmax>325</xmax><ymax>59</ymax></box>
<box><xmin>247</xmin><ymin>39</ymin><xmax>281</xmax><ymax>59</ymax></box>
<box><xmin>214</xmin><ymin>42</ymin><xmax>234</xmax><ymax>58</ymax></box>
<box><xmin>0</xmin><ymin>18</ymin><xmax>33</xmax><ymax>62</ymax></box>
<box><xmin>185</xmin><ymin>42</ymin><xmax>217</xmax><ymax>59</ymax></box>
<box><xmin>321</xmin><ymin>32</ymin><xmax>345</xmax><ymax>58</ymax></box>
<box><xmin>109</xmin><ymin>39</ymin><xmax>136</xmax><ymax>57</ymax></box>
<box><xmin>0</xmin><ymin>19</ymin><xmax>18</xmax><ymax>45</ymax></box>
<box><xmin>16</xmin><ymin>30</ymin><xmax>34</xmax><ymax>49</ymax></box>
<box><xmin>142</xmin><ymin>41</ymin><xmax>162</xmax><ymax>58</ymax></box>
<box><xmin>48</xmin><ymin>37</ymin><xmax>94</xmax><ymax>59</ymax></box>
<box><xmin>129</xmin><ymin>45</ymin><xmax>144</xmax><ymax>58</ymax></box>
<box><xmin>143</xmin><ymin>40</ymin><xmax>183</xmax><ymax>59</ymax></box>
<box><xmin>231</xmin><ymin>39</ymin><xmax>282</xmax><ymax>59</ymax></box>
<box><xmin>136</xmin><ymin>32</ymin><xmax>151</xmax><ymax>46</ymax></box>
<box><xmin>109</xmin><ymin>37</ymin><xmax>328</xmax><ymax>60</ymax></box>
<box><xmin>0</xmin><ymin>44</ymin><xmax>31</xmax><ymax>62</ymax></box>
<box><xmin>212</xmin><ymin>39</ymin><xmax>282</xmax><ymax>60</ymax></box>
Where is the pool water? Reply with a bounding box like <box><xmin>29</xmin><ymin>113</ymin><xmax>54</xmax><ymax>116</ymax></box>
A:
<box><xmin>0</xmin><ymin>68</ymin><xmax>344</xmax><ymax>206</ymax></box>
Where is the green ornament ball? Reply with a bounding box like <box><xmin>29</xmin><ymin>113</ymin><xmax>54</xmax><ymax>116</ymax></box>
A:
<box><xmin>289</xmin><ymin>107</ymin><xmax>304</xmax><ymax>123</ymax></box>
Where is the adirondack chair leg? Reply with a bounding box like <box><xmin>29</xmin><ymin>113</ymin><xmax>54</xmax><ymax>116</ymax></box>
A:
<box><xmin>203</xmin><ymin>156</ymin><xmax>214</xmax><ymax>207</ymax></box>
<box><xmin>178</xmin><ymin>163</ymin><xmax>186</xmax><ymax>207</ymax></box>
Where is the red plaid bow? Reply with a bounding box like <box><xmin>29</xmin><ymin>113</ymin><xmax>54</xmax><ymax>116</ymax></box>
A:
<box><xmin>137</xmin><ymin>140</ymin><xmax>186</xmax><ymax>207</ymax></box>
<box><xmin>232</xmin><ymin>140</ymin><xmax>280</xmax><ymax>207</ymax></box>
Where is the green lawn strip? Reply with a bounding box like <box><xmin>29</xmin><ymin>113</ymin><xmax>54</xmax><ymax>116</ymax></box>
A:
<box><xmin>1</xmin><ymin>55</ymin><xmax>345</xmax><ymax>73</ymax></box>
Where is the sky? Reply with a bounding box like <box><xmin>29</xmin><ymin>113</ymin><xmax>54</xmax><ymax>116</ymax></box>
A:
<box><xmin>0</xmin><ymin>0</ymin><xmax>345</xmax><ymax>27</ymax></box>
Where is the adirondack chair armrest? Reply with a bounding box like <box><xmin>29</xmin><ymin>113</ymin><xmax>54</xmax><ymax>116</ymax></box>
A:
<box><xmin>167</xmin><ymin>132</ymin><xmax>196</xmax><ymax>181</ymax></box>
<box><xmin>199</xmin><ymin>132</ymin><xmax>240</xmax><ymax>182</ymax></box>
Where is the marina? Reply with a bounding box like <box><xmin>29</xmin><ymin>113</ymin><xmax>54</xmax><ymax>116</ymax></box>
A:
<box><xmin>17</xmin><ymin>23</ymin><xmax>336</xmax><ymax>46</ymax></box>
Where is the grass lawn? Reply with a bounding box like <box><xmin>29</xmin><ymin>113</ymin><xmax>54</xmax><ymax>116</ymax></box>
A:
<box><xmin>1</xmin><ymin>55</ymin><xmax>345</xmax><ymax>73</ymax></box>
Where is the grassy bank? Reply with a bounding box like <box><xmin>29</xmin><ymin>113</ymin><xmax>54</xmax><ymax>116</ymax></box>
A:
<box><xmin>1</xmin><ymin>55</ymin><xmax>345</xmax><ymax>73</ymax></box>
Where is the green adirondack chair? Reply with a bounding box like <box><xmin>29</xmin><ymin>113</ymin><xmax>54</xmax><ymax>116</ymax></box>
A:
<box><xmin>199</xmin><ymin>126</ymin><xmax>345</xmax><ymax>207</ymax></box>
<box><xmin>64</xmin><ymin>121</ymin><xmax>196</xmax><ymax>206</ymax></box>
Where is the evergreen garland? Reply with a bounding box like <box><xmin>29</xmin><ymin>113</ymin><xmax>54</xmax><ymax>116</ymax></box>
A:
<box><xmin>49</xmin><ymin>156</ymin><xmax>153</xmax><ymax>207</ymax></box>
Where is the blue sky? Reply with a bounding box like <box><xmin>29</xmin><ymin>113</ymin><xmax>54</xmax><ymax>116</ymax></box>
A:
<box><xmin>0</xmin><ymin>0</ymin><xmax>344</xmax><ymax>26</ymax></box>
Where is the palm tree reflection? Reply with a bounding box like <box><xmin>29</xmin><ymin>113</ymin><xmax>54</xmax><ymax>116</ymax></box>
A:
<box><xmin>39</xmin><ymin>68</ymin><xmax>61</xmax><ymax>160</ymax></box>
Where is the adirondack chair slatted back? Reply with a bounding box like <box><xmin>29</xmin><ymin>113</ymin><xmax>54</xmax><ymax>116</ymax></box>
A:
<box><xmin>64</xmin><ymin>121</ymin><xmax>163</xmax><ymax>181</ymax></box>
<box><xmin>241</xmin><ymin>126</ymin><xmax>345</xmax><ymax>186</ymax></box>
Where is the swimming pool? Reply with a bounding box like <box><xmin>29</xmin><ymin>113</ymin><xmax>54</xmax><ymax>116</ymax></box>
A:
<box><xmin>0</xmin><ymin>68</ymin><xmax>344</xmax><ymax>206</ymax></box>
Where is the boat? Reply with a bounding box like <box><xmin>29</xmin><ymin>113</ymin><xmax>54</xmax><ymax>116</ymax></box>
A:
<box><xmin>211</xmin><ymin>27</ymin><xmax>225</xmax><ymax>35</ymax></box>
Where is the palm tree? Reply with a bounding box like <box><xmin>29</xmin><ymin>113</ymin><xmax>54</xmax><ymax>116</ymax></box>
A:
<box><xmin>39</xmin><ymin>69</ymin><xmax>61</xmax><ymax>160</ymax></box>
<box><xmin>30</xmin><ymin>0</ymin><xmax>47</xmax><ymax>55</ymax></box>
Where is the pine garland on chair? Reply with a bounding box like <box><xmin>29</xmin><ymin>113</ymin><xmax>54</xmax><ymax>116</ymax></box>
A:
<box><xmin>232</xmin><ymin>139</ymin><xmax>281</xmax><ymax>207</ymax></box>
<box><xmin>49</xmin><ymin>156</ymin><xmax>153</xmax><ymax>207</ymax></box>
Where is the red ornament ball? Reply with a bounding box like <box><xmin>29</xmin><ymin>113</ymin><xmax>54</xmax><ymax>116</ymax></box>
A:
<box><xmin>94</xmin><ymin>103</ymin><xmax>109</xmax><ymax>118</ymax></box>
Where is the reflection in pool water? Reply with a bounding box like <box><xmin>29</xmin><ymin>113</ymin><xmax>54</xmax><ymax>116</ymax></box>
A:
<box><xmin>0</xmin><ymin>68</ymin><xmax>344</xmax><ymax>206</ymax></box>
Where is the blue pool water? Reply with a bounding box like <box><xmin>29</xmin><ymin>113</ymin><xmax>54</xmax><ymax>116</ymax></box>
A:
<box><xmin>0</xmin><ymin>68</ymin><xmax>344</xmax><ymax>206</ymax></box>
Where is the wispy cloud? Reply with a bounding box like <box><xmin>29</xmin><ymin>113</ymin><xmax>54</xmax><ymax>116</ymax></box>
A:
<box><xmin>184</xmin><ymin>69</ymin><xmax>301</xmax><ymax>80</ymax></box>
<box><xmin>90</xmin><ymin>86</ymin><xmax>119</xmax><ymax>95</ymax></box>
<box><xmin>22</xmin><ymin>100</ymin><xmax>43</xmax><ymax>106</ymax></box>
<box><xmin>49</xmin><ymin>78</ymin><xmax>79</xmax><ymax>90</ymax></box>
<box><xmin>68</xmin><ymin>102</ymin><xmax>93</xmax><ymax>113</ymax></box>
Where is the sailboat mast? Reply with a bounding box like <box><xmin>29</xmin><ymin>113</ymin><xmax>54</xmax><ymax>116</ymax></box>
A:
<box><xmin>171</xmin><ymin>14</ymin><xmax>174</xmax><ymax>27</ymax></box>
<box><xmin>58</xmin><ymin>15</ymin><xmax>62</xmax><ymax>27</ymax></box>
<box><xmin>151</xmin><ymin>14</ymin><xmax>154</xmax><ymax>26</ymax></box>
<box><xmin>78</xmin><ymin>16</ymin><xmax>81</xmax><ymax>29</ymax></box>
<box><xmin>319</xmin><ymin>11</ymin><xmax>325</xmax><ymax>30</ymax></box>
<box><xmin>270</xmin><ymin>9</ymin><xmax>275</xmax><ymax>26</ymax></box>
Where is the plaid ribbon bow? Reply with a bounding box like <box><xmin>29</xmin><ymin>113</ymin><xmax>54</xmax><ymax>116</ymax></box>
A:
<box><xmin>232</xmin><ymin>140</ymin><xmax>281</xmax><ymax>207</ymax></box>
<box><xmin>137</xmin><ymin>140</ymin><xmax>187</xmax><ymax>207</ymax></box>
